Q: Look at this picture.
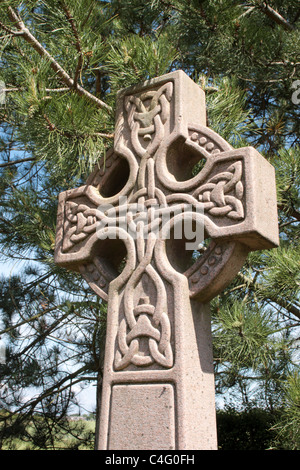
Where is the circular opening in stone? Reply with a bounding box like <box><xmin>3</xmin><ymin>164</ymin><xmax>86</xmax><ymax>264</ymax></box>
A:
<box><xmin>99</xmin><ymin>157</ymin><xmax>130</xmax><ymax>198</ymax></box>
<box><xmin>92</xmin><ymin>238</ymin><xmax>128</xmax><ymax>279</ymax></box>
<box><xmin>191</xmin><ymin>158</ymin><xmax>206</xmax><ymax>176</ymax></box>
<box><xmin>166</xmin><ymin>137</ymin><xmax>207</xmax><ymax>182</ymax></box>
<box><xmin>192</xmin><ymin>237</ymin><xmax>212</xmax><ymax>261</ymax></box>
<box><xmin>165</xmin><ymin>219</ymin><xmax>210</xmax><ymax>274</ymax></box>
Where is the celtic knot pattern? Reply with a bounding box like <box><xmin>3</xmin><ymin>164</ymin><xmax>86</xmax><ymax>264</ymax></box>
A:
<box><xmin>114</xmin><ymin>233</ymin><xmax>173</xmax><ymax>370</ymax></box>
<box><xmin>62</xmin><ymin>201</ymin><xmax>98</xmax><ymax>252</ymax></box>
<box><xmin>57</xmin><ymin>79</ymin><xmax>247</xmax><ymax>372</ymax></box>
<box><xmin>54</xmin><ymin>71</ymin><xmax>278</xmax><ymax>451</ymax></box>
<box><xmin>125</xmin><ymin>82</ymin><xmax>173</xmax><ymax>157</ymax></box>
<box><xmin>194</xmin><ymin>161</ymin><xmax>244</xmax><ymax>220</ymax></box>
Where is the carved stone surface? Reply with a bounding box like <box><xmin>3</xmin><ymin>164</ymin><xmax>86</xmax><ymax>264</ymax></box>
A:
<box><xmin>54</xmin><ymin>70</ymin><xmax>279</xmax><ymax>450</ymax></box>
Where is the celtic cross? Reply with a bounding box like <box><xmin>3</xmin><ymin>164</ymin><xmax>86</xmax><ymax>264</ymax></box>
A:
<box><xmin>54</xmin><ymin>71</ymin><xmax>279</xmax><ymax>450</ymax></box>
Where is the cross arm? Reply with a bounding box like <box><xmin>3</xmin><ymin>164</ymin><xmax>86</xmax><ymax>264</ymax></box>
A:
<box><xmin>154</xmin><ymin>123</ymin><xmax>279</xmax><ymax>303</ymax></box>
<box><xmin>156</xmin><ymin>122</ymin><xmax>279</xmax><ymax>251</ymax></box>
<box><xmin>198</xmin><ymin>145</ymin><xmax>279</xmax><ymax>250</ymax></box>
<box><xmin>54</xmin><ymin>147</ymin><xmax>135</xmax><ymax>301</ymax></box>
<box><xmin>185</xmin><ymin>142</ymin><xmax>280</xmax><ymax>302</ymax></box>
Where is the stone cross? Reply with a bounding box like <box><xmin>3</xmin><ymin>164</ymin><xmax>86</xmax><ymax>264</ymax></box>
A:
<box><xmin>54</xmin><ymin>71</ymin><xmax>279</xmax><ymax>450</ymax></box>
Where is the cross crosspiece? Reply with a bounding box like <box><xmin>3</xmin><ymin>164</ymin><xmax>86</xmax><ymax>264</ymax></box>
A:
<box><xmin>54</xmin><ymin>71</ymin><xmax>279</xmax><ymax>450</ymax></box>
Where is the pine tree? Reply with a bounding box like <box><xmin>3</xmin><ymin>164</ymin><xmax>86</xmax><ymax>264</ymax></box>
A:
<box><xmin>0</xmin><ymin>0</ymin><xmax>299</xmax><ymax>449</ymax></box>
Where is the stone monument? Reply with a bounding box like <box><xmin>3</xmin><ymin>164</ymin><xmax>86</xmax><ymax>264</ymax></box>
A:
<box><xmin>54</xmin><ymin>71</ymin><xmax>279</xmax><ymax>450</ymax></box>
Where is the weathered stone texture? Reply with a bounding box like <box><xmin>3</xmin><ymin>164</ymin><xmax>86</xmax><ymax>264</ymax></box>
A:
<box><xmin>55</xmin><ymin>71</ymin><xmax>279</xmax><ymax>450</ymax></box>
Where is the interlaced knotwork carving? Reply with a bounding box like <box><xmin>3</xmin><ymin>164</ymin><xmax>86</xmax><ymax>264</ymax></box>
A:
<box><xmin>194</xmin><ymin>161</ymin><xmax>244</xmax><ymax>220</ymax></box>
<box><xmin>63</xmin><ymin>201</ymin><xmax>98</xmax><ymax>252</ymax></box>
<box><xmin>125</xmin><ymin>82</ymin><xmax>173</xmax><ymax>157</ymax></box>
<box><xmin>62</xmin><ymin>158</ymin><xmax>245</xmax><ymax>255</ymax></box>
<box><xmin>54</xmin><ymin>71</ymin><xmax>279</xmax><ymax>451</ymax></box>
<box><xmin>114</xmin><ymin>232</ymin><xmax>173</xmax><ymax>370</ymax></box>
<box><xmin>57</xmin><ymin>79</ymin><xmax>248</xmax><ymax>372</ymax></box>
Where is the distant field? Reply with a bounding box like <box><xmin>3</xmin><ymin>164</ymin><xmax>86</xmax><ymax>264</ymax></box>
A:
<box><xmin>0</xmin><ymin>416</ymin><xmax>96</xmax><ymax>450</ymax></box>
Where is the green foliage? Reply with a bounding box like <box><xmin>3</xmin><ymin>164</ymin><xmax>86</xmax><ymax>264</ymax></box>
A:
<box><xmin>258</xmin><ymin>245</ymin><xmax>300</xmax><ymax>304</ymax></box>
<box><xmin>213</xmin><ymin>301</ymin><xmax>276</xmax><ymax>369</ymax></box>
<box><xmin>217</xmin><ymin>405</ymin><xmax>279</xmax><ymax>450</ymax></box>
<box><xmin>0</xmin><ymin>0</ymin><xmax>299</xmax><ymax>450</ymax></box>
<box><xmin>202</xmin><ymin>75</ymin><xmax>254</xmax><ymax>145</ymax></box>
<box><xmin>0</xmin><ymin>410</ymin><xmax>95</xmax><ymax>450</ymax></box>
<box><xmin>272</xmin><ymin>371</ymin><xmax>300</xmax><ymax>450</ymax></box>
<box><xmin>106</xmin><ymin>33</ymin><xmax>178</xmax><ymax>93</ymax></box>
<box><xmin>274</xmin><ymin>146</ymin><xmax>300</xmax><ymax>233</ymax></box>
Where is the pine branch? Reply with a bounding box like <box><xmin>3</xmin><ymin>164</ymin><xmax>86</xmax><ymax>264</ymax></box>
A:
<box><xmin>268</xmin><ymin>297</ymin><xmax>300</xmax><ymax>320</ymax></box>
<box><xmin>259</xmin><ymin>2</ymin><xmax>296</xmax><ymax>31</ymax></box>
<box><xmin>0</xmin><ymin>157</ymin><xmax>36</xmax><ymax>168</ymax></box>
<box><xmin>81</xmin><ymin>1</ymin><xmax>96</xmax><ymax>28</ymax></box>
<box><xmin>0</xmin><ymin>305</ymin><xmax>58</xmax><ymax>336</ymax></box>
<box><xmin>14</xmin><ymin>311</ymin><xmax>71</xmax><ymax>358</ymax></box>
<box><xmin>238</xmin><ymin>6</ymin><xmax>256</xmax><ymax>19</ymax></box>
<box><xmin>235</xmin><ymin>272</ymin><xmax>300</xmax><ymax>320</ymax></box>
<box><xmin>60</xmin><ymin>2</ymin><xmax>83</xmax><ymax>88</ymax></box>
<box><xmin>5</xmin><ymin>7</ymin><xmax>112</xmax><ymax>113</ymax></box>
<box><xmin>0</xmin><ymin>19</ymin><xmax>23</xmax><ymax>36</ymax></box>
<box><xmin>278</xmin><ymin>203</ymin><xmax>300</xmax><ymax>222</ymax></box>
<box><xmin>3</xmin><ymin>87</ymin><xmax>70</xmax><ymax>93</ymax></box>
<box><xmin>42</xmin><ymin>113</ymin><xmax>114</xmax><ymax>139</ymax></box>
<box><xmin>9</xmin><ymin>364</ymin><xmax>89</xmax><ymax>418</ymax></box>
